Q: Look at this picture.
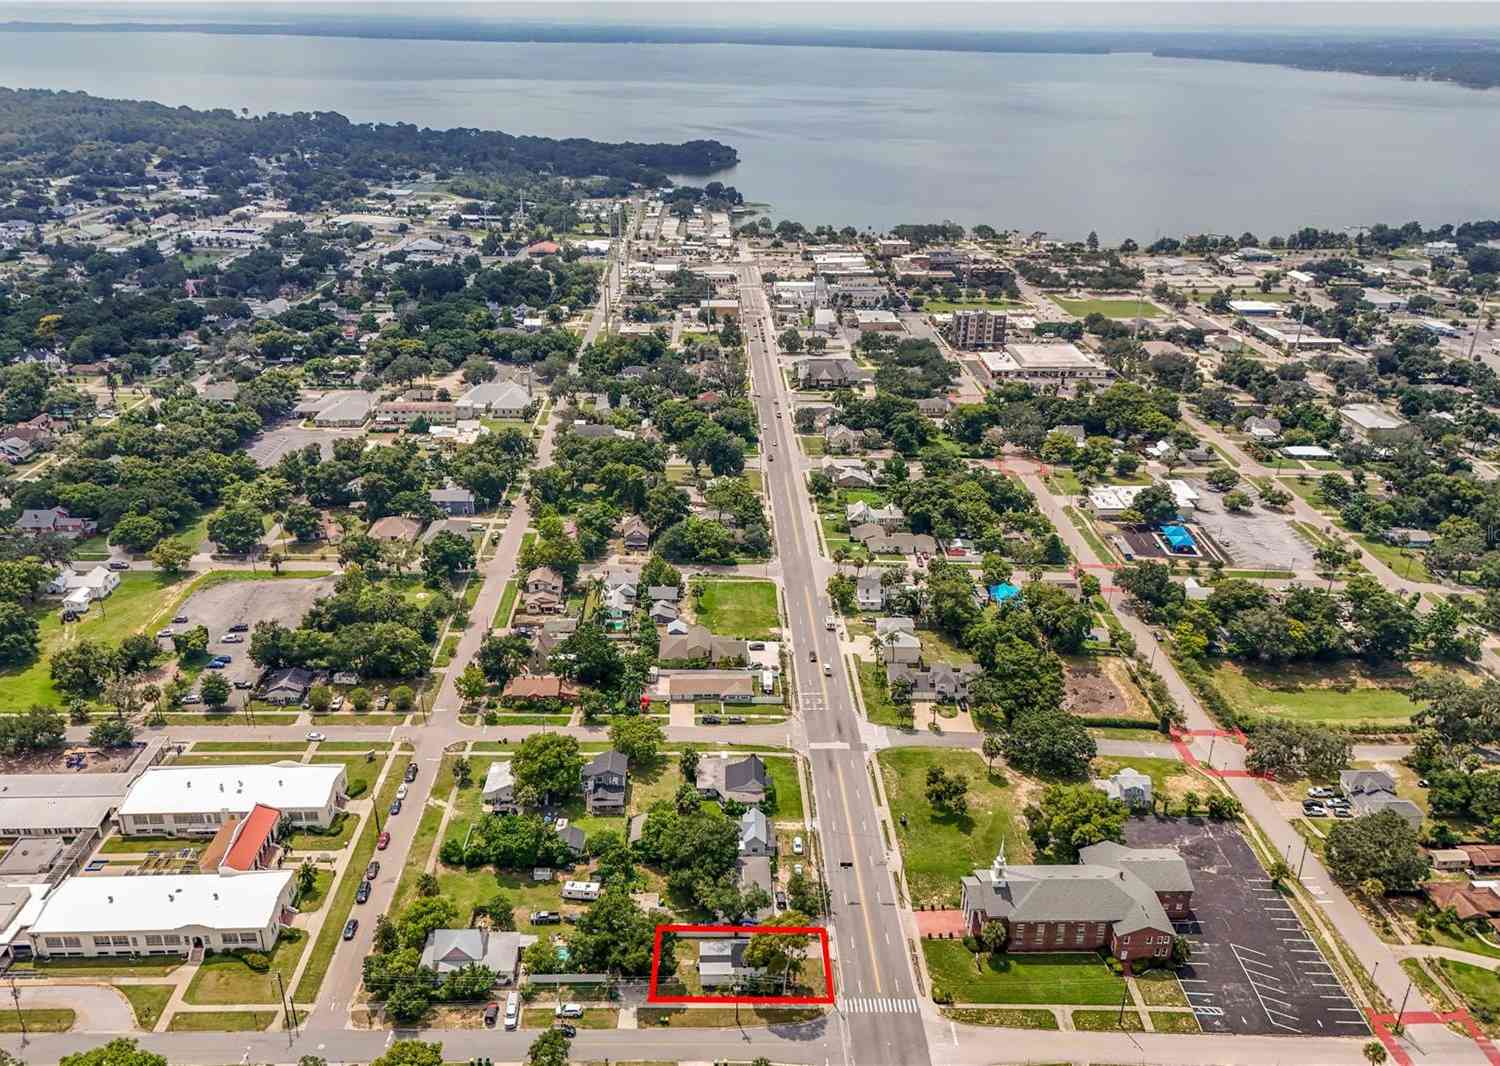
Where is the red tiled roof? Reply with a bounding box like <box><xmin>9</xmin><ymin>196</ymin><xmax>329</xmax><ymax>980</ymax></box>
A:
<box><xmin>1423</xmin><ymin>881</ymin><xmax>1500</xmax><ymax>921</ymax></box>
<box><xmin>224</xmin><ymin>803</ymin><xmax>281</xmax><ymax>871</ymax></box>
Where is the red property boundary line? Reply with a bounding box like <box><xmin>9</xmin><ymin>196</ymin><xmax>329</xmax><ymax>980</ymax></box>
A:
<box><xmin>1366</xmin><ymin>1007</ymin><xmax>1500</xmax><ymax>1066</ymax></box>
<box><xmin>647</xmin><ymin>923</ymin><xmax>835</xmax><ymax>1005</ymax></box>
<box><xmin>1168</xmin><ymin>726</ymin><xmax>1273</xmax><ymax>780</ymax></box>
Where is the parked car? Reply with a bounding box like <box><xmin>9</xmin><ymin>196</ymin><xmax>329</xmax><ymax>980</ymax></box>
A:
<box><xmin>355</xmin><ymin>881</ymin><xmax>371</xmax><ymax>904</ymax></box>
<box><xmin>228</xmin><ymin>622</ymin><xmax>249</xmax><ymax>633</ymax></box>
<box><xmin>702</xmin><ymin>714</ymin><xmax>721</xmax><ymax>725</ymax></box>
<box><xmin>365</xmin><ymin>861</ymin><xmax>380</xmax><ymax>881</ymax></box>
<box><xmin>396</xmin><ymin>784</ymin><xmax>409</xmax><ymax>801</ymax></box>
<box><xmin>342</xmin><ymin>919</ymin><xmax>358</xmax><ymax>940</ymax></box>
<box><xmin>306</xmin><ymin>731</ymin><xmax>325</xmax><ymax>742</ymax></box>
<box><xmin>554</xmin><ymin>1003</ymin><xmax>584</xmax><ymax>1019</ymax></box>
<box><xmin>530</xmin><ymin>911</ymin><xmax>561</xmax><ymax>925</ymax></box>
<box><xmin>1333</xmin><ymin>807</ymin><xmax>1354</xmax><ymax>819</ymax></box>
<box><xmin>1303</xmin><ymin>802</ymin><xmax>1328</xmax><ymax>817</ymax></box>
<box><xmin>504</xmin><ymin>992</ymin><xmax>519</xmax><ymax>1031</ymax></box>
<box><xmin>727</xmin><ymin>715</ymin><xmax>746</xmax><ymax>725</ymax></box>
<box><xmin>233</xmin><ymin>680</ymin><xmax>251</xmax><ymax>690</ymax></box>
<box><xmin>172</xmin><ymin>614</ymin><xmax>188</xmax><ymax>624</ymax></box>
<box><xmin>205</xmin><ymin>660</ymin><xmax>227</xmax><ymax>670</ymax></box>
<box><xmin>377</xmin><ymin>696</ymin><xmax>390</xmax><ymax>710</ymax></box>
<box><xmin>181</xmin><ymin>694</ymin><xmax>202</xmax><ymax>705</ymax></box>
<box><xmin>107</xmin><ymin>560</ymin><xmax>130</xmax><ymax>571</ymax></box>
<box><xmin>404</xmin><ymin>763</ymin><xmax>418</xmax><ymax>782</ymax></box>
<box><xmin>156</xmin><ymin>628</ymin><xmax>175</xmax><ymax>639</ymax></box>
<box><xmin>775</xmin><ymin>889</ymin><xmax>788</xmax><ymax>910</ymax></box>
<box><xmin>483</xmin><ymin>1002</ymin><xmax>499</xmax><ymax>1027</ymax></box>
<box><xmin>220</xmin><ymin>633</ymin><xmax>243</xmax><ymax>644</ymax></box>
<box><xmin>377</xmin><ymin>831</ymin><xmax>391</xmax><ymax>850</ymax></box>
<box><xmin>792</xmin><ymin>836</ymin><xmax>804</xmax><ymax>855</ymax></box>
<box><xmin>1307</xmin><ymin>787</ymin><xmax>1335</xmax><ymax>799</ymax></box>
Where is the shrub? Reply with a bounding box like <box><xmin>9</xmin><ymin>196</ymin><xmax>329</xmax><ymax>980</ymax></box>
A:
<box><xmin>347</xmin><ymin>780</ymin><xmax>368</xmax><ymax>800</ymax></box>
<box><xmin>243</xmin><ymin>952</ymin><xmax>270</xmax><ymax>973</ymax></box>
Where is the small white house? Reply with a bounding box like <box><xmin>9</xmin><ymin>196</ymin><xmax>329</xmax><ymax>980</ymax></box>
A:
<box><xmin>48</xmin><ymin>566</ymin><xmax>120</xmax><ymax>602</ymax></box>
<box><xmin>1094</xmin><ymin>767</ymin><xmax>1153</xmax><ymax>810</ymax></box>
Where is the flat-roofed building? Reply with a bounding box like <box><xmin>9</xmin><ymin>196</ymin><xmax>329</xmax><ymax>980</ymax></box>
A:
<box><xmin>1227</xmin><ymin>300</ymin><xmax>1282</xmax><ymax>316</ymax></box>
<box><xmin>951</xmin><ymin>310</ymin><xmax>1007</xmax><ymax>351</ymax></box>
<box><xmin>1249</xmin><ymin>322</ymin><xmax>1342</xmax><ymax>351</ymax></box>
<box><xmin>982</xmin><ymin>344</ymin><xmax>1114</xmax><ymax>392</ymax></box>
<box><xmin>26</xmin><ymin>869</ymin><xmax>296</xmax><ymax>958</ymax></box>
<box><xmin>116</xmin><ymin>763</ymin><xmax>346</xmax><ymax>837</ymax></box>
<box><xmin>1340</xmin><ymin>403</ymin><xmax>1415</xmax><ymax>445</ymax></box>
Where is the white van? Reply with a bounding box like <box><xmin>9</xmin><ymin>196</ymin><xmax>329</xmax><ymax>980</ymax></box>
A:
<box><xmin>504</xmin><ymin>991</ymin><xmax>519</xmax><ymax>1030</ymax></box>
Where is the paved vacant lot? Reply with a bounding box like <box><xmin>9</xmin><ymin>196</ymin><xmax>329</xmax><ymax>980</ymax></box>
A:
<box><xmin>1125</xmin><ymin>816</ymin><xmax>1366</xmax><ymax>1038</ymax></box>
<box><xmin>1188</xmin><ymin>484</ymin><xmax>1317</xmax><ymax>571</ymax></box>
<box><xmin>175</xmin><ymin>576</ymin><xmax>337</xmax><ymax>692</ymax></box>
<box><xmin>247</xmin><ymin>425</ymin><xmax>359</xmax><ymax>468</ymax></box>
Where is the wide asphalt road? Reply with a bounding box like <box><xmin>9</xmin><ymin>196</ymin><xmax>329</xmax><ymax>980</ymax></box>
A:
<box><xmin>740</xmin><ymin>260</ymin><xmax>932</xmax><ymax>1066</ymax></box>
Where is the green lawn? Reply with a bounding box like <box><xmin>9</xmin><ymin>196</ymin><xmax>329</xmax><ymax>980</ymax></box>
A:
<box><xmin>923</xmin><ymin>942</ymin><xmax>1124</xmax><ymax>1005</ymax></box>
<box><xmin>284</xmin><ymin>810</ymin><xmax>359</xmax><ymax>852</ymax></box>
<box><xmin>857</xmin><ymin>659</ymin><xmax>909</xmax><ymax>728</ymax></box>
<box><xmin>117</xmin><ymin>985</ymin><xmax>173</xmax><ymax>1030</ymax></box>
<box><xmin>765</xmin><ymin>756</ymin><xmax>804</xmax><ymax>821</ymax></box>
<box><xmin>1072</xmin><ymin>1008</ymin><xmax>1143</xmax><ymax>1032</ymax></box>
<box><xmin>878</xmin><ymin>748</ymin><xmax>1028</xmax><ymax>907</ymax></box>
<box><xmin>190</xmin><ymin>742</ymin><xmax>309</xmax><ymax>753</ymax></box>
<box><xmin>293</xmin><ymin>755</ymin><xmax>408</xmax><ymax>1003</ymax></box>
<box><xmin>0</xmin><ymin>571</ymin><xmax>191</xmax><ymax>709</ymax></box>
<box><xmin>1209</xmin><ymin>659</ymin><xmax>1429</xmax><ymax>727</ymax></box>
<box><xmin>10</xmin><ymin>956</ymin><xmax>181</xmax><ymax>978</ymax></box>
<box><xmin>921</xmin><ymin>299</ymin><xmax>1028</xmax><ymax>313</ymax></box>
<box><xmin>1436</xmin><ymin>959</ymin><xmax>1500</xmax><ymax>1023</ymax></box>
<box><xmin>941</xmin><ymin>1007</ymin><xmax>1058</xmax><ymax>1029</ymax></box>
<box><xmin>1135</xmin><ymin>969</ymin><xmax>1189</xmax><ymax>1006</ymax></box>
<box><xmin>166</xmin><ymin>1010</ymin><xmax>276</xmax><ymax>1032</ymax></box>
<box><xmin>294</xmin><ymin>868</ymin><xmax>335</xmax><ymax>913</ymax></box>
<box><xmin>1053</xmin><ymin>297</ymin><xmax>1163</xmax><ymax>319</ymax></box>
<box><xmin>799</xmin><ymin>434</ymin><xmax>826</xmax><ymax>457</ymax></box>
<box><xmin>0</xmin><ymin>1009</ymin><xmax>74</xmax><ymax>1032</ymax></box>
<box><xmin>100</xmin><ymin>835</ymin><xmax>207</xmax><ymax>854</ymax></box>
<box><xmin>1353</xmin><ymin>534</ymin><xmax>1436</xmax><ymax>583</ymax></box>
<box><xmin>693</xmin><ymin>579</ymin><xmax>780</xmax><ymax>638</ymax></box>
<box><xmin>492</xmin><ymin>579</ymin><xmax>519</xmax><ymax>628</ymax></box>
<box><xmin>185</xmin><ymin>930</ymin><xmax>308</xmax><ymax>1005</ymax></box>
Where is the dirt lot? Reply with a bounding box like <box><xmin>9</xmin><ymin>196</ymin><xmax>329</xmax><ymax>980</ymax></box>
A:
<box><xmin>173</xmin><ymin>576</ymin><xmax>338</xmax><ymax>693</ymax></box>
<box><xmin>0</xmin><ymin>743</ymin><xmax>142</xmax><ymax>776</ymax></box>
<box><xmin>1062</xmin><ymin>656</ymin><xmax>1153</xmax><ymax>721</ymax></box>
<box><xmin>1188</xmin><ymin>482</ymin><xmax>1316</xmax><ymax>571</ymax></box>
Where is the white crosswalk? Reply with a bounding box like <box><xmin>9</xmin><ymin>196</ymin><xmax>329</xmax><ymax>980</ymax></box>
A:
<box><xmin>838</xmin><ymin>996</ymin><xmax>921</xmax><ymax>1014</ymax></box>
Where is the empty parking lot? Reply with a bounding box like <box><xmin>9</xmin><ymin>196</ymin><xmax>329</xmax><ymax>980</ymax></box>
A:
<box><xmin>247</xmin><ymin>425</ymin><xmax>359</xmax><ymax>468</ymax></box>
<box><xmin>1189</xmin><ymin>482</ymin><xmax>1318</xmax><ymax>571</ymax></box>
<box><xmin>1126</xmin><ymin>816</ymin><xmax>1367</xmax><ymax>1038</ymax></box>
<box><xmin>172</xmin><ymin>576</ymin><xmax>337</xmax><ymax>696</ymax></box>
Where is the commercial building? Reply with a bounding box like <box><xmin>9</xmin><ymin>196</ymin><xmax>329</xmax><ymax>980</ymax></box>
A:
<box><xmin>1339</xmin><ymin>770</ymin><xmax>1423</xmax><ymax>828</ymax></box>
<box><xmin>116</xmin><ymin>763</ymin><xmax>347</xmax><ymax>837</ymax></box>
<box><xmin>1085</xmin><ymin>481</ymin><xmax>1197</xmax><ymax>518</ymax></box>
<box><xmin>1339</xmin><ymin>403</ymin><xmax>1415</xmax><ymax>445</ymax></box>
<box><xmin>1226</xmin><ymin>300</ymin><xmax>1282</xmax><ymax>316</ymax></box>
<box><xmin>850</xmin><ymin>309</ymin><xmax>901</xmax><ymax>332</ymax></box>
<box><xmin>950</xmin><ymin>310</ymin><xmax>1007</xmax><ymax>351</ymax></box>
<box><xmin>981</xmin><ymin>344</ymin><xmax>1114</xmax><ymax>393</ymax></box>
<box><xmin>0</xmin><ymin>740</ymin><xmax>165</xmax><ymax>839</ymax></box>
<box><xmin>310</xmin><ymin>392</ymin><xmax>374</xmax><ymax>428</ymax></box>
<box><xmin>960</xmin><ymin>844</ymin><xmax>1191</xmax><ymax>965</ymax></box>
<box><xmin>1249</xmin><ymin>322</ymin><xmax>1342</xmax><ymax>351</ymax></box>
<box><xmin>374</xmin><ymin>401</ymin><xmax>459</xmax><ymax>426</ymax></box>
<box><xmin>26</xmin><ymin>869</ymin><xmax>296</xmax><ymax>958</ymax></box>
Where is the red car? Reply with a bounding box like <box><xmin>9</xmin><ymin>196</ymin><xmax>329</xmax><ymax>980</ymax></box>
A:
<box><xmin>376</xmin><ymin>831</ymin><xmax>391</xmax><ymax>850</ymax></box>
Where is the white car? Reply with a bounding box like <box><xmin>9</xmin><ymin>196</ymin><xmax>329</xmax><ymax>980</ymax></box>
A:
<box><xmin>792</xmin><ymin>836</ymin><xmax>804</xmax><ymax>856</ymax></box>
<box><xmin>396</xmin><ymin>784</ymin><xmax>409</xmax><ymax>800</ymax></box>
<box><xmin>305</xmin><ymin>731</ymin><xmax>326</xmax><ymax>742</ymax></box>
<box><xmin>554</xmin><ymin>1003</ymin><xmax>584</xmax><ymax>1019</ymax></box>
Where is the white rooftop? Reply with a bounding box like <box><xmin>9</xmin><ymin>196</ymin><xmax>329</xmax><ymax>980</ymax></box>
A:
<box><xmin>118</xmin><ymin>763</ymin><xmax>343</xmax><ymax>818</ymax></box>
<box><xmin>1227</xmin><ymin>299</ymin><xmax>1282</xmax><ymax>314</ymax></box>
<box><xmin>990</xmin><ymin>343</ymin><xmax>1103</xmax><ymax>371</ymax></box>
<box><xmin>1340</xmin><ymin>403</ymin><xmax>1407</xmax><ymax>431</ymax></box>
<box><xmin>28</xmin><ymin>870</ymin><xmax>293</xmax><ymax>937</ymax></box>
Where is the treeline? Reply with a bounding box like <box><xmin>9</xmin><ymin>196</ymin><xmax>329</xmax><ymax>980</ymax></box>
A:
<box><xmin>0</xmin><ymin>88</ymin><xmax>737</xmax><ymax>202</ymax></box>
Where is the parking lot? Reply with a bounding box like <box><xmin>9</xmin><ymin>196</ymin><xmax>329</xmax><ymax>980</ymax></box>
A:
<box><xmin>167</xmin><ymin>576</ymin><xmax>337</xmax><ymax>699</ymax></box>
<box><xmin>1189</xmin><ymin>482</ymin><xmax>1318</xmax><ymax>571</ymax></box>
<box><xmin>247</xmin><ymin>425</ymin><xmax>360</xmax><ymax>468</ymax></box>
<box><xmin>1126</xmin><ymin>816</ymin><xmax>1367</xmax><ymax>1038</ymax></box>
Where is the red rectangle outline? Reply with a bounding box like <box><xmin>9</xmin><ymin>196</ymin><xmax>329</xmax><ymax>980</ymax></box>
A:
<box><xmin>647</xmin><ymin>923</ymin><xmax>835</xmax><ymax>1005</ymax></box>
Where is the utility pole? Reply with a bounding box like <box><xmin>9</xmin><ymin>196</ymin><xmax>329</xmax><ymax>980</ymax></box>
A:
<box><xmin>1397</xmin><ymin>980</ymin><xmax>1413</xmax><ymax>1031</ymax></box>
<box><xmin>9</xmin><ymin>980</ymin><xmax>25</xmax><ymax>1040</ymax></box>
<box><xmin>1296</xmin><ymin>841</ymin><xmax>1309</xmax><ymax>880</ymax></box>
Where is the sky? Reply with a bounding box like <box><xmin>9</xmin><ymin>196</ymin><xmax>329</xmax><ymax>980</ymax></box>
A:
<box><xmin>2</xmin><ymin>1</ymin><xmax>1499</xmax><ymax>31</ymax></box>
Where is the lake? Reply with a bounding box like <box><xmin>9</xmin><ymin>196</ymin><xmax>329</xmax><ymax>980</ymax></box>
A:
<box><xmin>2</xmin><ymin>29</ymin><xmax>1497</xmax><ymax>239</ymax></box>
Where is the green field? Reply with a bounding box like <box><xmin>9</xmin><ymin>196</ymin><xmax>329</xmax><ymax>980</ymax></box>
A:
<box><xmin>117</xmin><ymin>985</ymin><xmax>173</xmax><ymax>1030</ymax></box>
<box><xmin>923</xmin><ymin>942</ymin><xmax>1124</xmax><ymax>1005</ymax></box>
<box><xmin>1053</xmin><ymin>297</ymin><xmax>1163</xmax><ymax>319</ymax></box>
<box><xmin>921</xmin><ymin>299</ymin><xmax>1028</xmax><ymax>313</ymax></box>
<box><xmin>878</xmin><ymin>748</ymin><xmax>1028</xmax><ymax>907</ymax></box>
<box><xmin>1209</xmin><ymin>659</ymin><xmax>1428</xmax><ymax>727</ymax></box>
<box><xmin>0</xmin><ymin>571</ymin><xmax>191</xmax><ymax>709</ymax></box>
<box><xmin>693</xmin><ymin>579</ymin><xmax>780</xmax><ymax>638</ymax></box>
<box><xmin>0</xmin><ymin>1009</ymin><xmax>74</xmax><ymax>1032</ymax></box>
<box><xmin>185</xmin><ymin>931</ymin><xmax>308</xmax><ymax>1004</ymax></box>
<box><xmin>165</xmin><ymin>1010</ymin><xmax>276</xmax><ymax>1032</ymax></box>
<box><xmin>1436</xmin><ymin>959</ymin><xmax>1500</xmax><ymax>1023</ymax></box>
<box><xmin>857</xmin><ymin>659</ymin><xmax>908</xmax><ymax>728</ymax></box>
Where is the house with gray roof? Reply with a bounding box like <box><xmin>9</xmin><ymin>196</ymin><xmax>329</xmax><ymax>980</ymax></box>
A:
<box><xmin>1340</xmin><ymin>769</ymin><xmax>1423</xmax><ymax>828</ymax></box>
<box><xmin>856</xmin><ymin>574</ymin><xmax>885</xmax><ymax>612</ymax></box>
<box><xmin>581</xmin><ymin>751</ymin><xmax>628</xmax><ymax>814</ymax></box>
<box><xmin>887</xmin><ymin>661</ymin><xmax>980</xmax><ymax>701</ymax></box>
<box><xmin>419</xmin><ymin>929</ymin><xmax>534</xmax><ymax>986</ymax></box>
<box><xmin>1092</xmin><ymin>767</ymin><xmax>1153</xmax><ymax>810</ymax></box>
<box><xmin>697</xmin><ymin>754</ymin><xmax>771</xmax><ymax>806</ymax></box>
<box><xmin>960</xmin><ymin>844</ymin><xmax>1189</xmax><ymax>965</ymax></box>
<box><xmin>659</xmin><ymin>624</ymin><xmax>748</xmax><ymax>665</ymax></box>
<box><xmin>738</xmin><ymin>807</ymin><xmax>773</xmax><ymax>856</ymax></box>
<box><xmin>429</xmin><ymin>485</ymin><xmax>476</xmax><ymax>516</ymax></box>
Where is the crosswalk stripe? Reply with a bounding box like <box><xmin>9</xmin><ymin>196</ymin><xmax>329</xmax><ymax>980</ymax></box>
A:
<box><xmin>838</xmin><ymin>996</ymin><xmax>920</xmax><ymax>1014</ymax></box>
